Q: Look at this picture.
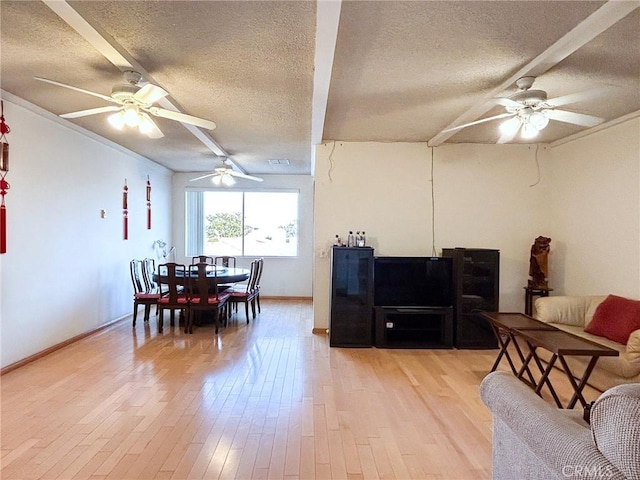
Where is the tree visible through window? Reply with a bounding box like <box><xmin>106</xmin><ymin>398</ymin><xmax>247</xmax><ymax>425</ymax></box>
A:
<box><xmin>186</xmin><ymin>190</ymin><xmax>298</xmax><ymax>257</ymax></box>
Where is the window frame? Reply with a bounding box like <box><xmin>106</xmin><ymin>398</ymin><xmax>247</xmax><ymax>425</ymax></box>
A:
<box><xmin>185</xmin><ymin>187</ymin><xmax>300</xmax><ymax>258</ymax></box>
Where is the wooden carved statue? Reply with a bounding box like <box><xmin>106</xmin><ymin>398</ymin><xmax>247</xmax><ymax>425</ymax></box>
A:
<box><xmin>528</xmin><ymin>236</ymin><xmax>551</xmax><ymax>289</ymax></box>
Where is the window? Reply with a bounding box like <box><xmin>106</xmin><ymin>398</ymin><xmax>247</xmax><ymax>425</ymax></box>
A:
<box><xmin>186</xmin><ymin>190</ymin><xmax>298</xmax><ymax>257</ymax></box>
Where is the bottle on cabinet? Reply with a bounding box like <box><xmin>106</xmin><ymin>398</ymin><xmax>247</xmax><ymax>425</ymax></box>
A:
<box><xmin>347</xmin><ymin>231</ymin><xmax>355</xmax><ymax>247</ymax></box>
<box><xmin>358</xmin><ymin>231</ymin><xmax>366</xmax><ymax>247</ymax></box>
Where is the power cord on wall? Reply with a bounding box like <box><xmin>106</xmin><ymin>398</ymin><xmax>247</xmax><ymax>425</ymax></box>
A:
<box><xmin>529</xmin><ymin>143</ymin><xmax>542</xmax><ymax>187</ymax></box>
<box><xmin>327</xmin><ymin>140</ymin><xmax>337</xmax><ymax>183</ymax></box>
<box><xmin>430</xmin><ymin>146</ymin><xmax>437</xmax><ymax>257</ymax></box>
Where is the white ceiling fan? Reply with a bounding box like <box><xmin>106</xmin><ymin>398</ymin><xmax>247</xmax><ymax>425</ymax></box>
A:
<box><xmin>190</xmin><ymin>158</ymin><xmax>263</xmax><ymax>186</ymax></box>
<box><xmin>34</xmin><ymin>70</ymin><xmax>216</xmax><ymax>138</ymax></box>
<box><xmin>443</xmin><ymin>76</ymin><xmax>606</xmax><ymax>143</ymax></box>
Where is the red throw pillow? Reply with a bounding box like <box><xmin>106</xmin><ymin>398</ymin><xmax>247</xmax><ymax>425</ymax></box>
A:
<box><xmin>585</xmin><ymin>295</ymin><xmax>640</xmax><ymax>344</ymax></box>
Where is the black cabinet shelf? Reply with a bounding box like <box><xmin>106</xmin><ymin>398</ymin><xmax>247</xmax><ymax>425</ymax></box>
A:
<box><xmin>374</xmin><ymin>306</ymin><xmax>454</xmax><ymax>349</ymax></box>
<box><xmin>443</xmin><ymin>248</ymin><xmax>499</xmax><ymax>349</ymax></box>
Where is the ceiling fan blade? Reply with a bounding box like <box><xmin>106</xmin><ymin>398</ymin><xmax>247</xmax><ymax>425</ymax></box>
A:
<box><xmin>441</xmin><ymin>112</ymin><xmax>515</xmax><ymax>133</ymax></box>
<box><xmin>546</xmin><ymin>86</ymin><xmax>614</xmax><ymax>108</ymax></box>
<box><xmin>60</xmin><ymin>105</ymin><xmax>122</xmax><ymax>119</ymax></box>
<box><xmin>544</xmin><ymin>109</ymin><xmax>604</xmax><ymax>127</ymax></box>
<box><xmin>34</xmin><ymin>77</ymin><xmax>117</xmax><ymax>104</ymax></box>
<box><xmin>190</xmin><ymin>173</ymin><xmax>216</xmax><ymax>181</ymax></box>
<box><xmin>134</xmin><ymin>84</ymin><xmax>169</xmax><ymax>105</ymax></box>
<box><xmin>147</xmin><ymin>106</ymin><xmax>216</xmax><ymax>130</ymax></box>
<box><xmin>494</xmin><ymin>97</ymin><xmax>522</xmax><ymax>109</ymax></box>
<box><xmin>229</xmin><ymin>171</ymin><xmax>264</xmax><ymax>182</ymax></box>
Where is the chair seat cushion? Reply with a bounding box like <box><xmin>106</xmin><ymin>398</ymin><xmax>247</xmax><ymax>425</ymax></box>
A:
<box><xmin>158</xmin><ymin>296</ymin><xmax>188</xmax><ymax>305</ymax></box>
<box><xmin>135</xmin><ymin>293</ymin><xmax>161</xmax><ymax>300</ymax></box>
<box><xmin>229</xmin><ymin>291</ymin><xmax>256</xmax><ymax>300</ymax></box>
<box><xmin>190</xmin><ymin>296</ymin><xmax>220</xmax><ymax>305</ymax></box>
<box><xmin>190</xmin><ymin>293</ymin><xmax>229</xmax><ymax>305</ymax></box>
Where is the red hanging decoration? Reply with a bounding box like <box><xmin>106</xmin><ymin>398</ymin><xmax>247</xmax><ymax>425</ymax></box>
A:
<box><xmin>146</xmin><ymin>175</ymin><xmax>152</xmax><ymax>230</ymax></box>
<box><xmin>123</xmin><ymin>180</ymin><xmax>129</xmax><ymax>240</ymax></box>
<box><xmin>0</xmin><ymin>101</ymin><xmax>11</xmax><ymax>254</ymax></box>
<box><xmin>0</xmin><ymin>178</ymin><xmax>8</xmax><ymax>254</ymax></box>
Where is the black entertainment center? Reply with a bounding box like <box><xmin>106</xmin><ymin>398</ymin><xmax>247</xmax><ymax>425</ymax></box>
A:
<box><xmin>373</xmin><ymin>256</ymin><xmax>453</xmax><ymax>348</ymax></box>
<box><xmin>329</xmin><ymin>247</ymin><xmax>499</xmax><ymax>349</ymax></box>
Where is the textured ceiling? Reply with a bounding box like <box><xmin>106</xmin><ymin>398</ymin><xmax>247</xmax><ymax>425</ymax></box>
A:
<box><xmin>1</xmin><ymin>1</ymin><xmax>639</xmax><ymax>177</ymax></box>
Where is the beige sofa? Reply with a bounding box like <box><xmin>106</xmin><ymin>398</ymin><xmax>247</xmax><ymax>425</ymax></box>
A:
<box><xmin>480</xmin><ymin>371</ymin><xmax>640</xmax><ymax>480</ymax></box>
<box><xmin>534</xmin><ymin>295</ymin><xmax>640</xmax><ymax>391</ymax></box>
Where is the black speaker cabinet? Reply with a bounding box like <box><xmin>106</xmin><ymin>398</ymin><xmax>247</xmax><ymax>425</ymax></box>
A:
<box><xmin>329</xmin><ymin>247</ymin><xmax>374</xmax><ymax>347</ymax></box>
<box><xmin>442</xmin><ymin>248</ymin><xmax>499</xmax><ymax>349</ymax></box>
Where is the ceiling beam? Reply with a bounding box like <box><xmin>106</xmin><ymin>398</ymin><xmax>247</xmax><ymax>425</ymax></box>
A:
<box><xmin>310</xmin><ymin>0</ymin><xmax>342</xmax><ymax>175</ymax></box>
<box><xmin>40</xmin><ymin>0</ymin><xmax>242</xmax><ymax>171</ymax></box>
<box><xmin>428</xmin><ymin>0</ymin><xmax>640</xmax><ymax>147</ymax></box>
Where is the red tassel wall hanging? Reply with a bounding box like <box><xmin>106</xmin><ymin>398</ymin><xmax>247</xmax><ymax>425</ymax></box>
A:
<box><xmin>0</xmin><ymin>101</ymin><xmax>11</xmax><ymax>254</ymax></box>
<box><xmin>146</xmin><ymin>175</ymin><xmax>152</xmax><ymax>230</ymax></box>
<box><xmin>123</xmin><ymin>179</ymin><xmax>128</xmax><ymax>240</ymax></box>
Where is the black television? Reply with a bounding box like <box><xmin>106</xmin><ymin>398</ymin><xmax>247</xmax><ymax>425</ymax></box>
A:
<box><xmin>374</xmin><ymin>256</ymin><xmax>453</xmax><ymax>307</ymax></box>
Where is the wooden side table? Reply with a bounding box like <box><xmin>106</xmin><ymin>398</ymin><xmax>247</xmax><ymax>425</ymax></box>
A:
<box><xmin>524</xmin><ymin>287</ymin><xmax>553</xmax><ymax>316</ymax></box>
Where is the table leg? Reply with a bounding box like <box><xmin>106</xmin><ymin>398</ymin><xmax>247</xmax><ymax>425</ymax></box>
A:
<box><xmin>558</xmin><ymin>355</ymin><xmax>600</xmax><ymax>409</ymax></box>
<box><xmin>525</xmin><ymin>290</ymin><xmax>533</xmax><ymax>316</ymax></box>
<box><xmin>520</xmin><ymin>345</ymin><xmax>563</xmax><ymax>408</ymax></box>
<box><xmin>510</xmin><ymin>334</ymin><xmax>537</xmax><ymax>386</ymax></box>
<box><xmin>490</xmin><ymin>327</ymin><xmax>518</xmax><ymax>375</ymax></box>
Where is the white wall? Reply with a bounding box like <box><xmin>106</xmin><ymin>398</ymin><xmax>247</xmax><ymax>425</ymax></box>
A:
<box><xmin>172</xmin><ymin>172</ymin><xmax>314</xmax><ymax>298</ymax></box>
<box><xmin>0</xmin><ymin>98</ymin><xmax>172</xmax><ymax>368</ymax></box>
<box><xmin>546</xmin><ymin>118</ymin><xmax>640</xmax><ymax>297</ymax></box>
<box><xmin>313</xmin><ymin>141</ymin><xmax>551</xmax><ymax>329</ymax></box>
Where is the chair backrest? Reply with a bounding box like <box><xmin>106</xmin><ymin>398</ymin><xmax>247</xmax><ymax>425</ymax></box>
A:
<box><xmin>191</xmin><ymin>255</ymin><xmax>215</xmax><ymax>265</ymax></box>
<box><xmin>130</xmin><ymin>259</ymin><xmax>146</xmax><ymax>294</ymax></box>
<box><xmin>255</xmin><ymin>257</ymin><xmax>264</xmax><ymax>289</ymax></box>
<box><xmin>188</xmin><ymin>263</ymin><xmax>221</xmax><ymax>299</ymax></box>
<box><xmin>158</xmin><ymin>263</ymin><xmax>187</xmax><ymax>302</ymax></box>
<box><xmin>249</xmin><ymin>259</ymin><xmax>261</xmax><ymax>292</ymax></box>
<box><xmin>215</xmin><ymin>256</ymin><xmax>236</xmax><ymax>268</ymax></box>
<box><xmin>142</xmin><ymin>257</ymin><xmax>157</xmax><ymax>291</ymax></box>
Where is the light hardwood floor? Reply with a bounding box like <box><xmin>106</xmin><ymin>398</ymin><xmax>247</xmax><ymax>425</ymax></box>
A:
<box><xmin>1</xmin><ymin>299</ymin><xmax>599</xmax><ymax>480</ymax></box>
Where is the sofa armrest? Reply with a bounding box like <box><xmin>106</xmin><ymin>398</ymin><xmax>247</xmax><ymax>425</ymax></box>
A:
<box><xmin>591</xmin><ymin>383</ymin><xmax>640</xmax><ymax>480</ymax></box>
<box><xmin>480</xmin><ymin>372</ymin><xmax>626</xmax><ymax>480</ymax></box>
<box><xmin>534</xmin><ymin>296</ymin><xmax>606</xmax><ymax>327</ymax></box>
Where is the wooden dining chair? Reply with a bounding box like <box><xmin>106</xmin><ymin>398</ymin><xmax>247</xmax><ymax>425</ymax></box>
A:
<box><xmin>187</xmin><ymin>263</ymin><xmax>231</xmax><ymax>334</ymax></box>
<box><xmin>157</xmin><ymin>263</ymin><xmax>189</xmax><ymax>333</ymax></box>
<box><xmin>142</xmin><ymin>257</ymin><xmax>159</xmax><ymax>293</ymax></box>
<box><xmin>214</xmin><ymin>256</ymin><xmax>236</xmax><ymax>268</ymax></box>
<box><xmin>254</xmin><ymin>257</ymin><xmax>264</xmax><ymax>313</ymax></box>
<box><xmin>191</xmin><ymin>255</ymin><xmax>215</xmax><ymax>265</ymax></box>
<box><xmin>130</xmin><ymin>259</ymin><xmax>161</xmax><ymax>327</ymax></box>
<box><xmin>228</xmin><ymin>259</ymin><xmax>260</xmax><ymax>324</ymax></box>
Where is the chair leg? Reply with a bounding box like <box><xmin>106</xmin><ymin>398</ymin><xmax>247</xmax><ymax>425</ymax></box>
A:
<box><xmin>256</xmin><ymin>293</ymin><xmax>261</xmax><ymax>313</ymax></box>
<box><xmin>185</xmin><ymin>309</ymin><xmax>191</xmax><ymax>334</ymax></box>
<box><xmin>133</xmin><ymin>302</ymin><xmax>138</xmax><ymax>327</ymax></box>
<box><xmin>158</xmin><ymin>309</ymin><xmax>164</xmax><ymax>333</ymax></box>
<box><xmin>143</xmin><ymin>305</ymin><xmax>150</xmax><ymax>321</ymax></box>
<box><xmin>244</xmin><ymin>301</ymin><xmax>250</xmax><ymax>324</ymax></box>
<box><xmin>251</xmin><ymin>298</ymin><xmax>256</xmax><ymax>319</ymax></box>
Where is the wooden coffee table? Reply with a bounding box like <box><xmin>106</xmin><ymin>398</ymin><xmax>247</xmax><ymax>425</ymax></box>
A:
<box><xmin>513</xmin><ymin>328</ymin><xmax>619</xmax><ymax>409</ymax></box>
<box><xmin>481</xmin><ymin>312</ymin><xmax>558</xmax><ymax>393</ymax></box>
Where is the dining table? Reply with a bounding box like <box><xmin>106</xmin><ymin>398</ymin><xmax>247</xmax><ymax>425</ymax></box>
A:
<box><xmin>154</xmin><ymin>266</ymin><xmax>250</xmax><ymax>289</ymax></box>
